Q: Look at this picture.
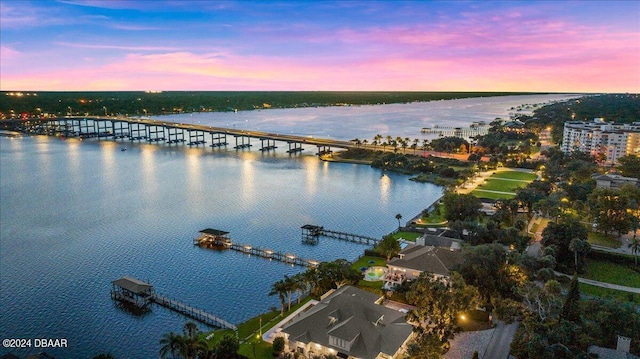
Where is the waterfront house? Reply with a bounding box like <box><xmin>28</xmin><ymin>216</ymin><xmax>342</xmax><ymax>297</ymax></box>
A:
<box><xmin>280</xmin><ymin>285</ymin><xmax>414</xmax><ymax>359</ymax></box>
<box><xmin>383</xmin><ymin>244</ymin><xmax>463</xmax><ymax>290</ymax></box>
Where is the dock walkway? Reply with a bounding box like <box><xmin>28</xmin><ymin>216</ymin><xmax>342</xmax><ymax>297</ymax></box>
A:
<box><xmin>194</xmin><ymin>229</ymin><xmax>321</xmax><ymax>268</ymax></box>
<box><xmin>111</xmin><ymin>276</ymin><xmax>236</xmax><ymax>330</ymax></box>
<box><xmin>151</xmin><ymin>293</ymin><xmax>237</xmax><ymax>330</ymax></box>
<box><xmin>301</xmin><ymin>225</ymin><xmax>379</xmax><ymax>246</ymax></box>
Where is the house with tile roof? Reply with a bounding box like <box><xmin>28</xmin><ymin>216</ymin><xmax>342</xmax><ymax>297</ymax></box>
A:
<box><xmin>280</xmin><ymin>286</ymin><xmax>414</xmax><ymax>359</ymax></box>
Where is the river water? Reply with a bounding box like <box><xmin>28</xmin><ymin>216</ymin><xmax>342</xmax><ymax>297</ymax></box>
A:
<box><xmin>0</xmin><ymin>94</ymin><xmax>577</xmax><ymax>358</ymax></box>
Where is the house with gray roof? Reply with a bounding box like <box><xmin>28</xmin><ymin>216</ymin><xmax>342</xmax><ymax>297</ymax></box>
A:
<box><xmin>383</xmin><ymin>244</ymin><xmax>463</xmax><ymax>290</ymax></box>
<box><xmin>593</xmin><ymin>173</ymin><xmax>640</xmax><ymax>190</ymax></box>
<box><xmin>280</xmin><ymin>286</ymin><xmax>414</xmax><ymax>359</ymax></box>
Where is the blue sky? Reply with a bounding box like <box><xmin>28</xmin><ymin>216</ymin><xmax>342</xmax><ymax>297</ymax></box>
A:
<box><xmin>1</xmin><ymin>0</ymin><xmax>639</xmax><ymax>92</ymax></box>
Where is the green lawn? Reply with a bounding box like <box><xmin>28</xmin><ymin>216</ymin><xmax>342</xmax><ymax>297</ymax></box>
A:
<box><xmin>202</xmin><ymin>297</ymin><xmax>316</xmax><ymax>359</ymax></box>
<box><xmin>470</xmin><ymin>170</ymin><xmax>535</xmax><ymax>200</ymax></box>
<box><xmin>584</xmin><ymin>259</ymin><xmax>640</xmax><ymax>288</ymax></box>
<box><xmin>417</xmin><ymin>204</ymin><xmax>447</xmax><ymax>226</ymax></box>
<box><xmin>476</xmin><ymin>178</ymin><xmax>528</xmax><ymax>193</ymax></box>
<box><xmin>393</xmin><ymin>231</ymin><xmax>422</xmax><ymax>241</ymax></box>
<box><xmin>471</xmin><ymin>189</ymin><xmax>515</xmax><ymax>200</ymax></box>
<box><xmin>351</xmin><ymin>255</ymin><xmax>386</xmax><ymax>269</ymax></box>
<box><xmin>587</xmin><ymin>231</ymin><xmax>622</xmax><ymax>248</ymax></box>
<box><xmin>351</xmin><ymin>256</ymin><xmax>387</xmax><ymax>290</ymax></box>
<box><xmin>579</xmin><ymin>283</ymin><xmax>640</xmax><ymax>305</ymax></box>
<box><xmin>490</xmin><ymin>171</ymin><xmax>537</xmax><ymax>181</ymax></box>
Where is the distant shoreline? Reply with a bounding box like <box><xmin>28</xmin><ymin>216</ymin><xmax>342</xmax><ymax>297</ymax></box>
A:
<box><xmin>1</xmin><ymin>91</ymin><xmax>561</xmax><ymax>119</ymax></box>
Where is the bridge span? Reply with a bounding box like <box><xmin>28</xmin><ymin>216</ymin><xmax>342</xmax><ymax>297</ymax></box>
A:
<box><xmin>4</xmin><ymin>116</ymin><xmax>357</xmax><ymax>155</ymax></box>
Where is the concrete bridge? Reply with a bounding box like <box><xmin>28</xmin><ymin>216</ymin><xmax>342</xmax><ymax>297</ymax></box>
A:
<box><xmin>4</xmin><ymin>116</ymin><xmax>357</xmax><ymax>155</ymax></box>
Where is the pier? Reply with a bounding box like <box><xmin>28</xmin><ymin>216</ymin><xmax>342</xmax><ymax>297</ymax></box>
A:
<box><xmin>301</xmin><ymin>224</ymin><xmax>380</xmax><ymax>246</ymax></box>
<box><xmin>5</xmin><ymin>116</ymin><xmax>357</xmax><ymax>157</ymax></box>
<box><xmin>111</xmin><ymin>276</ymin><xmax>237</xmax><ymax>330</ymax></box>
<box><xmin>421</xmin><ymin>124</ymin><xmax>489</xmax><ymax>138</ymax></box>
<box><xmin>194</xmin><ymin>228</ymin><xmax>321</xmax><ymax>268</ymax></box>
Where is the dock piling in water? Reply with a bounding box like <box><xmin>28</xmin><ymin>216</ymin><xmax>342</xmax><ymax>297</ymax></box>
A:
<box><xmin>111</xmin><ymin>276</ymin><xmax>237</xmax><ymax>330</ymax></box>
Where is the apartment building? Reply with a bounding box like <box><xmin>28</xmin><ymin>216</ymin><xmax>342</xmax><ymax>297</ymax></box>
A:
<box><xmin>561</xmin><ymin>118</ymin><xmax>640</xmax><ymax>165</ymax></box>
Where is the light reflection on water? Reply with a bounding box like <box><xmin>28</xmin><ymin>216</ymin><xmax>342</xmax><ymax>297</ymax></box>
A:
<box><xmin>0</xmin><ymin>95</ymin><xmax>576</xmax><ymax>358</ymax></box>
<box><xmin>0</xmin><ymin>135</ymin><xmax>438</xmax><ymax>359</ymax></box>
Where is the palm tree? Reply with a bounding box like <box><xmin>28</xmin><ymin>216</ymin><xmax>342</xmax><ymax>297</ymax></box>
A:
<box><xmin>269</xmin><ymin>279</ymin><xmax>288</xmax><ymax>315</ymax></box>
<box><xmin>422</xmin><ymin>139</ymin><xmax>429</xmax><ymax>156</ymax></box>
<box><xmin>373</xmin><ymin>134</ymin><xmax>382</xmax><ymax>150</ymax></box>
<box><xmin>283</xmin><ymin>275</ymin><xmax>295</xmax><ymax>311</ymax></box>
<box><xmin>181</xmin><ymin>322</ymin><xmax>203</xmax><ymax>359</ymax></box>
<box><xmin>159</xmin><ymin>332</ymin><xmax>184</xmax><ymax>359</ymax></box>
<box><xmin>303</xmin><ymin>268</ymin><xmax>318</xmax><ymax>296</ymax></box>
<box><xmin>292</xmin><ymin>273</ymin><xmax>307</xmax><ymax>304</ymax></box>
<box><xmin>569</xmin><ymin>238</ymin><xmax>591</xmax><ymax>271</ymax></box>
<box><xmin>395</xmin><ymin>213</ymin><xmax>403</xmax><ymax>229</ymax></box>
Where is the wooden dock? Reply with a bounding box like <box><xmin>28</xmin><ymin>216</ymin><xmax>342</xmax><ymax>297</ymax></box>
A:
<box><xmin>151</xmin><ymin>293</ymin><xmax>237</xmax><ymax>330</ymax></box>
<box><xmin>111</xmin><ymin>276</ymin><xmax>236</xmax><ymax>330</ymax></box>
<box><xmin>194</xmin><ymin>228</ymin><xmax>321</xmax><ymax>268</ymax></box>
<box><xmin>301</xmin><ymin>225</ymin><xmax>380</xmax><ymax>246</ymax></box>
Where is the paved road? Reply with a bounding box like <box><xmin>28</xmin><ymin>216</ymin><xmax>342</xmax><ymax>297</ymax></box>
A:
<box><xmin>482</xmin><ymin>321</ymin><xmax>519</xmax><ymax>359</ymax></box>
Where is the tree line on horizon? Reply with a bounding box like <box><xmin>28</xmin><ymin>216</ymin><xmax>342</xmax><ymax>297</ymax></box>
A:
<box><xmin>1</xmin><ymin>91</ymin><xmax>534</xmax><ymax>118</ymax></box>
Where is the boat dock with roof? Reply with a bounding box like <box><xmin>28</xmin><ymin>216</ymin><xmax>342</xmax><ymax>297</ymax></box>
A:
<box><xmin>111</xmin><ymin>276</ymin><xmax>237</xmax><ymax>330</ymax></box>
<box><xmin>194</xmin><ymin>228</ymin><xmax>321</xmax><ymax>268</ymax></box>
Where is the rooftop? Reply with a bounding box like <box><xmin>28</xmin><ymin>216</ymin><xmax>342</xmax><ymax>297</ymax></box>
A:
<box><xmin>281</xmin><ymin>286</ymin><xmax>413</xmax><ymax>359</ymax></box>
<box><xmin>387</xmin><ymin>244</ymin><xmax>464</xmax><ymax>277</ymax></box>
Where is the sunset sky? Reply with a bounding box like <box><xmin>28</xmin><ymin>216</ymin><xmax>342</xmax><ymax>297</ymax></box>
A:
<box><xmin>1</xmin><ymin>0</ymin><xmax>638</xmax><ymax>92</ymax></box>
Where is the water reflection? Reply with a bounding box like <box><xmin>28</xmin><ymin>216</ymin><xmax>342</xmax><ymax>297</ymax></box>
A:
<box><xmin>100</xmin><ymin>141</ymin><xmax>117</xmax><ymax>188</ymax></box>
<box><xmin>240</xmin><ymin>152</ymin><xmax>256</xmax><ymax>208</ymax></box>
<box><xmin>379</xmin><ymin>173</ymin><xmax>391</xmax><ymax>204</ymax></box>
<box><xmin>140</xmin><ymin>144</ymin><xmax>158</xmax><ymax>194</ymax></box>
<box><xmin>303</xmin><ymin>156</ymin><xmax>318</xmax><ymax>196</ymax></box>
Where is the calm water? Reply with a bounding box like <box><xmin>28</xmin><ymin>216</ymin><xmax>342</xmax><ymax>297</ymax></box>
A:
<box><xmin>156</xmin><ymin>93</ymin><xmax>580</xmax><ymax>140</ymax></box>
<box><xmin>0</xmin><ymin>94</ymin><xmax>576</xmax><ymax>358</ymax></box>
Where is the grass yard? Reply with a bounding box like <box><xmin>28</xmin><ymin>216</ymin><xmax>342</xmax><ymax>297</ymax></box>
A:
<box><xmin>579</xmin><ymin>283</ymin><xmax>640</xmax><ymax>305</ymax></box>
<box><xmin>352</xmin><ymin>255</ymin><xmax>387</xmax><ymax>290</ymax></box>
<box><xmin>351</xmin><ymin>255</ymin><xmax>386</xmax><ymax>269</ymax></box>
<box><xmin>202</xmin><ymin>297</ymin><xmax>316</xmax><ymax>359</ymax></box>
<box><xmin>417</xmin><ymin>204</ymin><xmax>447</xmax><ymax>226</ymax></box>
<box><xmin>584</xmin><ymin>259</ymin><xmax>640</xmax><ymax>288</ymax></box>
<box><xmin>471</xmin><ymin>189</ymin><xmax>515</xmax><ymax>200</ymax></box>
<box><xmin>490</xmin><ymin>171</ymin><xmax>538</xmax><ymax>181</ymax></box>
<box><xmin>587</xmin><ymin>231</ymin><xmax>622</xmax><ymax>248</ymax></box>
<box><xmin>476</xmin><ymin>178</ymin><xmax>529</xmax><ymax>193</ymax></box>
<box><xmin>393</xmin><ymin>231</ymin><xmax>422</xmax><ymax>241</ymax></box>
<box><xmin>471</xmin><ymin>170</ymin><xmax>536</xmax><ymax>200</ymax></box>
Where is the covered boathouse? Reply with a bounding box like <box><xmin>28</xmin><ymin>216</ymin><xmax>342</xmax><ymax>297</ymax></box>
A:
<box><xmin>194</xmin><ymin>228</ymin><xmax>232</xmax><ymax>247</ymax></box>
<box><xmin>111</xmin><ymin>276</ymin><xmax>155</xmax><ymax>308</ymax></box>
